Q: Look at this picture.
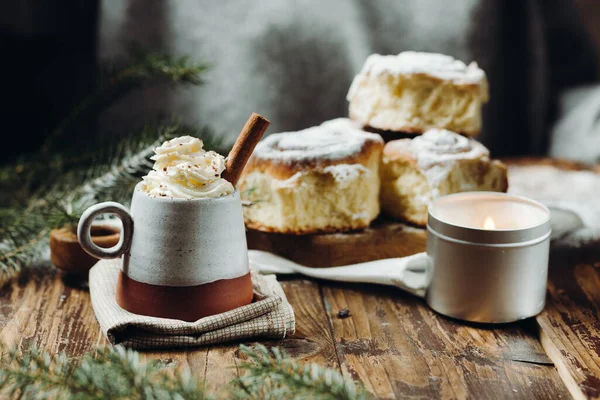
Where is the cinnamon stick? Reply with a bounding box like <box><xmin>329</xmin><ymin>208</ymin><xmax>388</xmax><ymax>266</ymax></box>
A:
<box><xmin>222</xmin><ymin>113</ymin><xmax>270</xmax><ymax>186</ymax></box>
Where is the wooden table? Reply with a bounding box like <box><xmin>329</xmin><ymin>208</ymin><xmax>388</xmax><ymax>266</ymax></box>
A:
<box><xmin>1</xmin><ymin>159</ymin><xmax>600</xmax><ymax>399</ymax></box>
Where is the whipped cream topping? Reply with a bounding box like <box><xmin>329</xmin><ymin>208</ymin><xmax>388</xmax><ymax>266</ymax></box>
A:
<box><xmin>142</xmin><ymin>136</ymin><xmax>234</xmax><ymax>199</ymax></box>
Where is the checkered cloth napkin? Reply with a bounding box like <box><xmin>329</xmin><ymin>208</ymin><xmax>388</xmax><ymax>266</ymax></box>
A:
<box><xmin>89</xmin><ymin>259</ymin><xmax>295</xmax><ymax>350</ymax></box>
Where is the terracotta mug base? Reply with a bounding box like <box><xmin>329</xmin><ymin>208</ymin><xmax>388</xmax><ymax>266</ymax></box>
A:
<box><xmin>116</xmin><ymin>271</ymin><xmax>254</xmax><ymax>322</ymax></box>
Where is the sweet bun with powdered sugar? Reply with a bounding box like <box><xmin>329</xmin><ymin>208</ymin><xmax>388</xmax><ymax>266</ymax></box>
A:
<box><xmin>347</xmin><ymin>51</ymin><xmax>489</xmax><ymax>136</ymax></box>
<box><xmin>238</xmin><ymin>118</ymin><xmax>383</xmax><ymax>234</ymax></box>
<box><xmin>380</xmin><ymin>128</ymin><xmax>508</xmax><ymax>227</ymax></box>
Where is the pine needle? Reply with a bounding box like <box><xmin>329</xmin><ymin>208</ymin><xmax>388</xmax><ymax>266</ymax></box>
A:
<box><xmin>0</xmin><ymin>344</ymin><xmax>369</xmax><ymax>399</ymax></box>
<box><xmin>0</xmin><ymin>344</ymin><xmax>206</xmax><ymax>399</ymax></box>
<box><xmin>0</xmin><ymin>121</ymin><xmax>218</xmax><ymax>287</ymax></box>
<box><xmin>42</xmin><ymin>48</ymin><xmax>209</xmax><ymax>153</ymax></box>
<box><xmin>233</xmin><ymin>344</ymin><xmax>370</xmax><ymax>400</ymax></box>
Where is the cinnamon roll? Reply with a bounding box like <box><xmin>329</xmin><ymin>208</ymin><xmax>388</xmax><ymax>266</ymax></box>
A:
<box><xmin>347</xmin><ymin>51</ymin><xmax>489</xmax><ymax>136</ymax></box>
<box><xmin>238</xmin><ymin>118</ymin><xmax>383</xmax><ymax>234</ymax></box>
<box><xmin>380</xmin><ymin>129</ymin><xmax>508</xmax><ymax>227</ymax></box>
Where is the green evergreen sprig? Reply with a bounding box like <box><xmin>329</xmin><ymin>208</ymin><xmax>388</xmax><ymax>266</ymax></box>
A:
<box><xmin>233</xmin><ymin>344</ymin><xmax>369</xmax><ymax>400</ymax></box>
<box><xmin>0</xmin><ymin>120</ymin><xmax>224</xmax><ymax>207</ymax></box>
<box><xmin>42</xmin><ymin>48</ymin><xmax>209</xmax><ymax>153</ymax></box>
<box><xmin>0</xmin><ymin>344</ymin><xmax>368</xmax><ymax>399</ymax></box>
<box><xmin>1</xmin><ymin>46</ymin><xmax>211</xmax><ymax>205</ymax></box>
<box><xmin>0</xmin><ymin>122</ymin><xmax>219</xmax><ymax>287</ymax></box>
<box><xmin>0</xmin><ymin>344</ymin><xmax>205</xmax><ymax>399</ymax></box>
<box><xmin>0</xmin><ymin>46</ymin><xmax>219</xmax><ymax>287</ymax></box>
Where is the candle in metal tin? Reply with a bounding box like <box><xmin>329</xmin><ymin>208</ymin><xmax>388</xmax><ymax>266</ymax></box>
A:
<box><xmin>425</xmin><ymin>192</ymin><xmax>551</xmax><ymax>323</ymax></box>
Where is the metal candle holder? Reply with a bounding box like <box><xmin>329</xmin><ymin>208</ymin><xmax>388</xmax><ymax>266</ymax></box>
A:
<box><xmin>425</xmin><ymin>192</ymin><xmax>551</xmax><ymax>323</ymax></box>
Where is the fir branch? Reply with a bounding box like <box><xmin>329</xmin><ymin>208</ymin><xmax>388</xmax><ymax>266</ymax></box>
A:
<box><xmin>1</xmin><ymin>120</ymin><xmax>226</xmax><ymax>205</ymax></box>
<box><xmin>42</xmin><ymin>49</ymin><xmax>209</xmax><ymax>153</ymax></box>
<box><xmin>0</xmin><ymin>229</ymin><xmax>48</xmax><ymax>264</ymax></box>
<box><xmin>57</xmin><ymin>121</ymin><xmax>221</xmax><ymax>215</ymax></box>
<box><xmin>0</xmin><ymin>228</ymin><xmax>48</xmax><ymax>285</ymax></box>
<box><xmin>0</xmin><ymin>344</ymin><xmax>206</xmax><ymax>399</ymax></box>
<box><xmin>70</xmin><ymin>122</ymin><xmax>184</xmax><ymax>206</ymax></box>
<box><xmin>0</xmin><ymin>124</ymin><xmax>174</xmax><ymax>284</ymax></box>
<box><xmin>233</xmin><ymin>344</ymin><xmax>370</xmax><ymax>400</ymax></box>
<box><xmin>0</xmin><ymin>121</ymin><xmax>223</xmax><ymax>287</ymax></box>
<box><xmin>0</xmin><ymin>344</ymin><xmax>368</xmax><ymax>399</ymax></box>
<box><xmin>0</xmin><ymin>48</ymin><xmax>219</xmax><ymax>286</ymax></box>
<box><xmin>0</xmin><ymin>200</ymin><xmax>52</xmax><ymax>286</ymax></box>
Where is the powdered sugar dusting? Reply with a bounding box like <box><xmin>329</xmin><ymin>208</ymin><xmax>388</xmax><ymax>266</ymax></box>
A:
<box><xmin>349</xmin><ymin>51</ymin><xmax>485</xmax><ymax>90</ymax></box>
<box><xmin>274</xmin><ymin>164</ymin><xmax>370</xmax><ymax>189</ymax></box>
<box><xmin>352</xmin><ymin>211</ymin><xmax>370</xmax><ymax>221</ymax></box>
<box><xmin>323</xmin><ymin>164</ymin><xmax>369</xmax><ymax>183</ymax></box>
<box><xmin>274</xmin><ymin>172</ymin><xmax>304</xmax><ymax>189</ymax></box>
<box><xmin>253</xmin><ymin>118</ymin><xmax>382</xmax><ymax>163</ymax></box>
<box><xmin>508</xmin><ymin>165</ymin><xmax>600</xmax><ymax>247</ymax></box>
<box><xmin>387</xmin><ymin>129</ymin><xmax>489</xmax><ymax>193</ymax></box>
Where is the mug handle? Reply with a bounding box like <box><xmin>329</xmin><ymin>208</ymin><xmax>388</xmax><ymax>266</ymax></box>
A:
<box><xmin>77</xmin><ymin>202</ymin><xmax>134</xmax><ymax>259</ymax></box>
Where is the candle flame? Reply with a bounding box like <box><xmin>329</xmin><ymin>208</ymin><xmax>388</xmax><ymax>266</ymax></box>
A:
<box><xmin>483</xmin><ymin>216</ymin><xmax>496</xmax><ymax>230</ymax></box>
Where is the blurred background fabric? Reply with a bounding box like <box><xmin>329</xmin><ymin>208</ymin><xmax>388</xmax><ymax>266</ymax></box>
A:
<box><xmin>1</xmin><ymin>0</ymin><xmax>599</xmax><ymax>160</ymax></box>
<box><xmin>0</xmin><ymin>0</ymin><xmax>98</xmax><ymax>155</ymax></box>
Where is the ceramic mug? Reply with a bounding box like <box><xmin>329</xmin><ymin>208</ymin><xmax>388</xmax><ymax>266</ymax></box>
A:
<box><xmin>77</xmin><ymin>182</ymin><xmax>253</xmax><ymax>321</ymax></box>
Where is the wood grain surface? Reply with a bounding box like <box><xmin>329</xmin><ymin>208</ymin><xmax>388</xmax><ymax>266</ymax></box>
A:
<box><xmin>509</xmin><ymin>157</ymin><xmax>600</xmax><ymax>400</ymax></box>
<box><xmin>1</xmin><ymin>158</ymin><xmax>599</xmax><ymax>399</ymax></box>
<box><xmin>322</xmin><ymin>282</ymin><xmax>569</xmax><ymax>399</ymax></box>
<box><xmin>537</xmin><ymin>246</ymin><xmax>600</xmax><ymax>400</ymax></box>
<box><xmin>0</xmin><ymin>270</ymin><xmax>340</xmax><ymax>396</ymax></box>
<box><xmin>0</xmin><ymin>265</ymin><xmax>574</xmax><ymax>399</ymax></box>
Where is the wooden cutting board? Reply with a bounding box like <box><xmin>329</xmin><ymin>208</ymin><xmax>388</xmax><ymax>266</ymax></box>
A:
<box><xmin>246</xmin><ymin>218</ymin><xmax>426</xmax><ymax>268</ymax></box>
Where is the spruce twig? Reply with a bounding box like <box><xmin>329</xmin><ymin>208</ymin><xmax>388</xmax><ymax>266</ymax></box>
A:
<box><xmin>0</xmin><ymin>122</ymin><xmax>215</xmax><ymax>287</ymax></box>
<box><xmin>233</xmin><ymin>344</ymin><xmax>370</xmax><ymax>400</ymax></box>
<box><xmin>0</xmin><ymin>344</ymin><xmax>206</xmax><ymax>399</ymax></box>
<box><xmin>42</xmin><ymin>49</ymin><xmax>209</xmax><ymax>153</ymax></box>
<box><xmin>0</xmin><ymin>344</ymin><xmax>368</xmax><ymax>399</ymax></box>
<box><xmin>0</xmin><ymin>119</ymin><xmax>223</xmax><ymax>205</ymax></box>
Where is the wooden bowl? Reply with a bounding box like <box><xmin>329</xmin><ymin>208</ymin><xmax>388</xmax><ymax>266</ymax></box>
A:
<box><xmin>50</xmin><ymin>224</ymin><xmax>120</xmax><ymax>275</ymax></box>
